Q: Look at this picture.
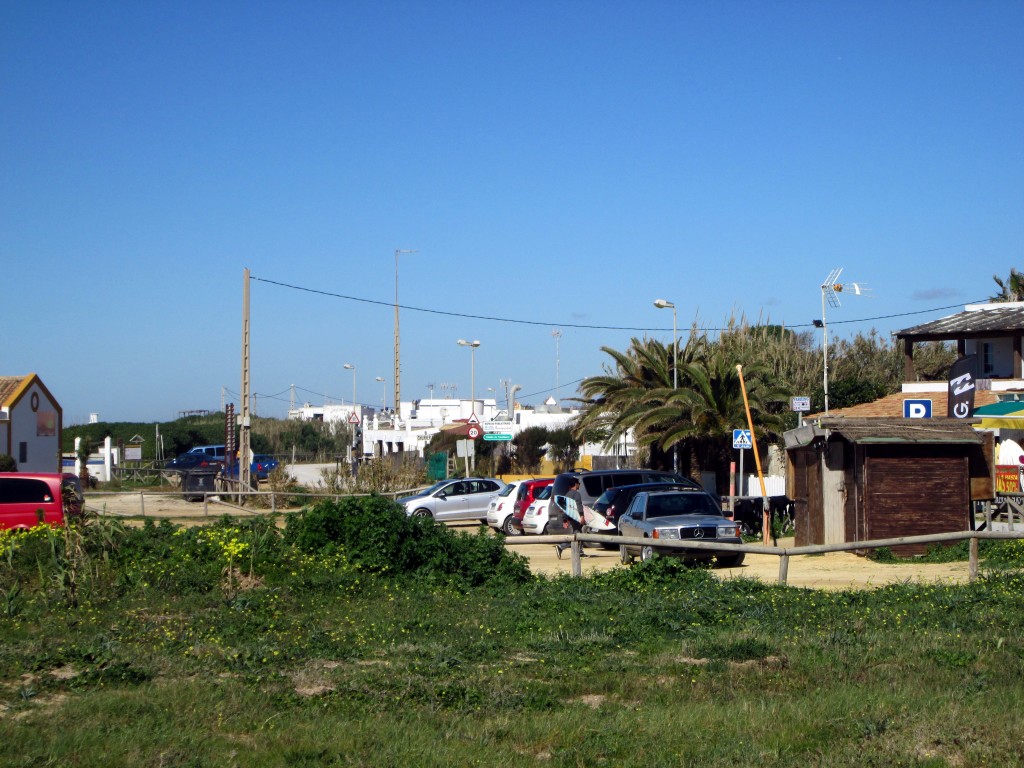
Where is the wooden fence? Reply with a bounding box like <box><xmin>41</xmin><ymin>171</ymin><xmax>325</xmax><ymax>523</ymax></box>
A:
<box><xmin>528</xmin><ymin>530</ymin><xmax>1024</xmax><ymax>584</ymax></box>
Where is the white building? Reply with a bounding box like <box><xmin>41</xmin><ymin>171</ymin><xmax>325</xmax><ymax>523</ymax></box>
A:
<box><xmin>287</xmin><ymin>393</ymin><xmax>634</xmax><ymax>464</ymax></box>
<box><xmin>0</xmin><ymin>373</ymin><xmax>62</xmax><ymax>473</ymax></box>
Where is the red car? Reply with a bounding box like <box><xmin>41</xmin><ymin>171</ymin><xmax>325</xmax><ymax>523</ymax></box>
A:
<box><xmin>0</xmin><ymin>472</ymin><xmax>81</xmax><ymax>529</ymax></box>
<box><xmin>509</xmin><ymin>478</ymin><xmax>554</xmax><ymax>533</ymax></box>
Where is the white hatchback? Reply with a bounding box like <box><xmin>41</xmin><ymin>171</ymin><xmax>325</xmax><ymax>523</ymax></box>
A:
<box><xmin>521</xmin><ymin>485</ymin><xmax>553</xmax><ymax>534</ymax></box>
<box><xmin>486</xmin><ymin>480</ymin><xmax>525</xmax><ymax>536</ymax></box>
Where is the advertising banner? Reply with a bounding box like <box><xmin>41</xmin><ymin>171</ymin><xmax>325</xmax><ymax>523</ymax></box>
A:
<box><xmin>947</xmin><ymin>354</ymin><xmax>978</xmax><ymax>419</ymax></box>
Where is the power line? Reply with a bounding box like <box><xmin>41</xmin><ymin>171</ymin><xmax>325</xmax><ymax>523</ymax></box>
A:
<box><xmin>251</xmin><ymin>274</ymin><xmax>980</xmax><ymax>333</ymax></box>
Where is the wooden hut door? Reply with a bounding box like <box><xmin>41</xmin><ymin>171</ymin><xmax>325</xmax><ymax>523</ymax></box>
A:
<box><xmin>822</xmin><ymin>441</ymin><xmax>846</xmax><ymax>544</ymax></box>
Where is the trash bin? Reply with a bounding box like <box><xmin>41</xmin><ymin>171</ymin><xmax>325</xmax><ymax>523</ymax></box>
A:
<box><xmin>182</xmin><ymin>470</ymin><xmax>219</xmax><ymax>502</ymax></box>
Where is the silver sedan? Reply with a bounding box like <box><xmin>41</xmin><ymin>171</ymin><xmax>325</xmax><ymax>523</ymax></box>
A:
<box><xmin>618</xmin><ymin>489</ymin><xmax>744</xmax><ymax>567</ymax></box>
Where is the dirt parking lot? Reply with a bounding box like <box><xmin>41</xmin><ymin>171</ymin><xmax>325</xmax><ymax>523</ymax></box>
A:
<box><xmin>87</xmin><ymin>492</ymin><xmax>973</xmax><ymax>590</ymax></box>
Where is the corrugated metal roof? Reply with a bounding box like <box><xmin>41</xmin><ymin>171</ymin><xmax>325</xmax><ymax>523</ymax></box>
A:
<box><xmin>895</xmin><ymin>305</ymin><xmax>1024</xmax><ymax>339</ymax></box>
<box><xmin>816</xmin><ymin>418</ymin><xmax>984</xmax><ymax>445</ymax></box>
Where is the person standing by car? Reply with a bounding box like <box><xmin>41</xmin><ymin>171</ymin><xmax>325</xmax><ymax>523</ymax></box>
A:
<box><xmin>553</xmin><ymin>476</ymin><xmax>586</xmax><ymax>559</ymax></box>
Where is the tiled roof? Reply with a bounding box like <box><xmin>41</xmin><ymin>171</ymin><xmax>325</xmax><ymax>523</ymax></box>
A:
<box><xmin>0</xmin><ymin>375</ymin><xmax>30</xmax><ymax>407</ymax></box>
<box><xmin>815</xmin><ymin>388</ymin><xmax>1008</xmax><ymax>419</ymax></box>
<box><xmin>895</xmin><ymin>304</ymin><xmax>1024</xmax><ymax>339</ymax></box>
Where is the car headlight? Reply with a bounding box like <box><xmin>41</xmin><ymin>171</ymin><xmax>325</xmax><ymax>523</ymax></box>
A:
<box><xmin>653</xmin><ymin>528</ymin><xmax>679</xmax><ymax>540</ymax></box>
<box><xmin>718</xmin><ymin>524</ymin><xmax>739</xmax><ymax>537</ymax></box>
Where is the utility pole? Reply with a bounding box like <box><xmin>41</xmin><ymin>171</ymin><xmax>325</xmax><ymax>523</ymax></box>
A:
<box><xmin>551</xmin><ymin>329</ymin><xmax>562</xmax><ymax>407</ymax></box>
<box><xmin>394</xmin><ymin>249</ymin><xmax>417</xmax><ymax>415</ymax></box>
<box><xmin>239</xmin><ymin>268</ymin><xmax>252</xmax><ymax>491</ymax></box>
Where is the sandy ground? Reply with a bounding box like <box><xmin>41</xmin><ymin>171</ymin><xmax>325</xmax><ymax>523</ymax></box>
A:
<box><xmin>86</xmin><ymin>492</ymin><xmax>974</xmax><ymax>590</ymax></box>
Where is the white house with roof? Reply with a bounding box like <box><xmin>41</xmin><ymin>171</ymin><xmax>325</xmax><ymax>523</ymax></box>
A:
<box><xmin>0</xmin><ymin>373</ymin><xmax>62</xmax><ymax>473</ymax></box>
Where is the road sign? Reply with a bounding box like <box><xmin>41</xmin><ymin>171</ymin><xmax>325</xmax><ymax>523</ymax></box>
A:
<box><xmin>482</xmin><ymin>420</ymin><xmax>514</xmax><ymax>433</ymax></box>
<box><xmin>904</xmin><ymin>399</ymin><xmax>932</xmax><ymax>418</ymax></box>
<box><xmin>483</xmin><ymin>433</ymin><xmax>513</xmax><ymax>441</ymax></box>
<box><xmin>347</xmin><ymin>412</ymin><xmax>359</xmax><ymax>424</ymax></box>
<box><xmin>732</xmin><ymin>429</ymin><xmax>752</xmax><ymax>449</ymax></box>
<box><xmin>790</xmin><ymin>396</ymin><xmax>811</xmax><ymax>412</ymax></box>
<box><xmin>467</xmin><ymin>426</ymin><xmax>481</xmax><ymax>439</ymax></box>
<box><xmin>466</xmin><ymin>413</ymin><xmax>480</xmax><ymax>425</ymax></box>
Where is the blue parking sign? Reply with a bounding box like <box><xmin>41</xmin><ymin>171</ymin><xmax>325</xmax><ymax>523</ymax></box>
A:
<box><xmin>903</xmin><ymin>399</ymin><xmax>932</xmax><ymax>418</ymax></box>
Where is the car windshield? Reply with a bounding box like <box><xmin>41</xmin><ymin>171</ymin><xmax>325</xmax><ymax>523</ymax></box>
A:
<box><xmin>497</xmin><ymin>483</ymin><xmax>517</xmax><ymax>497</ymax></box>
<box><xmin>535</xmin><ymin>485</ymin><xmax>552</xmax><ymax>500</ymax></box>
<box><xmin>646</xmin><ymin>493</ymin><xmax>722</xmax><ymax>518</ymax></box>
<box><xmin>416</xmin><ymin>481</ymin><xmax>451</xmax><ymax>496</ymax></box>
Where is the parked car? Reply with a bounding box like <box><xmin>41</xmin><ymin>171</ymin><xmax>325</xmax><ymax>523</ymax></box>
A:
<box><xmin>397</xmin><ymin>477</ymin><xmax>507</xmax><ymax>522</ymax></box>
<box><xmin>554</xmin><ymin>469</ymin><xmax>712</xmax><ymax>509</ymax></box>
<box><xmin>618</xmin><ymin>489</ymin><xmax>744</xmax><ymax>567</ymax></box>
<box><xmin>222</xmin><ymin>454</ymin><xmax>280</xmax><ymax>481</ymax></box>
<box><xmin>186</xmin><ymin>444</ymin><xmax>227</xmax><ymax>460</ymax></box>
<box><xmin>165</xmin><ymin>453</ymin><xmax>224</xmax><ymax>472</ymax></box>
<box><xmin>504</xmin><ymin>478</ymin><xmax>554</xmax><ymax>533</ymax></box>
<box><xmin>0</xmin><ymin>472</ymin><xmax>80</xmax><ymax>529</ymax></box>
<box><xmin>521</xmin><ymin>484</ymin><xmax>554</xmax><ymax>534</ymax></box>
<box><xmin>591</xmin><ymin>482</ymin><xmax>709</xmax><ymax>539</ymax></box>
<box><xmin>487</xmin><ymin>480</ymin><xmax>525</xmax><ymax>535</ymax></box>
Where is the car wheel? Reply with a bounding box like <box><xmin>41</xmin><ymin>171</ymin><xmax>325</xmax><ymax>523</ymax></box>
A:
<box><xmin>619</xmin><ymin>545</ymin><xmax>633</xmax><ymax>565</ymax></box>
<box><xmin>716</xmin><ymin>553</ymin><xmax>745</xmax><ymax>568</ymax></box>
<box><xmin>640</xmin><ymin>544</ymin><xmax>656</xmax><ymax>562</ymax></box>
<box><xmin>411</xmin><ymin>508</ymin><xmax>432</xmax><ymax>518</ymax></box>
<box><xmin>501</xmin><ymin>517</ymin><xmax>520</xmax><ymax>536</ymax></box>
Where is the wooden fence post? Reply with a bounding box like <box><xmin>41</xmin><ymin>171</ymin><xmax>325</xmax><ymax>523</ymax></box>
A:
<box><xmin>969</xmin><ymin>536</ymin><xmax>979</xmax><ymax>582</ymax></box>
<box><xmin>139</xmin><ymin>491</ymin><xmax>145</xmax><ymax>517</ymax></box>
<box><xmin>778</xmin><ymin>553</ymin><xmax>789</xmax><ymax>585</ymax></box>
<box><xmin>570</xmin><ymin>539</ymin><xmax>582</xmax><ymax>577</ymax></box>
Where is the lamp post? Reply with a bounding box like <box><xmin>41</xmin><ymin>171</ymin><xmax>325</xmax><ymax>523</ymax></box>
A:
<box><xmin>394</xmin><ymin>249</ymin><xmax>417</xmax><ymax>414</ymax></box>
<box><xmin>343</xmin><ymin>363</ymin><xmax>356</xmax><ymax>408</ymax></box>
<box><xmin>375</xmin><ymin>376</ymin><xmax>386</xmax><ymax>410</ymax></box>
<box><xmin>654</xmin><ymin>299</ymin><xmax>678</xmax><ymax>475</ymax></box>
<box><xmin>456</xmin><ymin>339</ymin><xmax>481</xmax><ymax>416</ymax></box>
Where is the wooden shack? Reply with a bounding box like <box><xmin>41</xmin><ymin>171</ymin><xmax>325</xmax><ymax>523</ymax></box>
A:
<box><xmin>784</xmin><ymin>418</ymin><xmax>994</xmax><ymax>554</ymax></box>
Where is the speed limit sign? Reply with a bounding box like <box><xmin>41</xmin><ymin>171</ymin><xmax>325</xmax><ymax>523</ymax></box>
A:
<box><xmin>467</xmin><ymin>426</ymin><xmax>481</xmax><ymax>439</ymax></box>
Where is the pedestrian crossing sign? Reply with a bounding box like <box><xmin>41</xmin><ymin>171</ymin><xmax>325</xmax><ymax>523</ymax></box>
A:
<box><xmin>732</xmin><ymin>429</ymin><xmax>752</xmax><ymax>449</ymax></box>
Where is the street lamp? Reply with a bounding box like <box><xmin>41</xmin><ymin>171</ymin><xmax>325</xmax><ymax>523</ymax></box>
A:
<box><xmin>456</xmin><ymin>339</ymin><xmax>481</xmax><ymax>416</ymax></box>
<box><xmin>343</xmin><ymin>363</ymin><xmax>356</xmax><ymax>408</ymax></box>
<box><xmin>375</xmin><ymin>376</ymin><xmax>386</xmax><ymax>410</ymax></box>
<box><xmin>654</xmin><ymin>299</ymin><xmax>678</xmax><ymax>475</ymax></box>
<box><xmin>394</xmin><ymin>249</ymin><xmax>417</xmax><ymax>414</ymax></box>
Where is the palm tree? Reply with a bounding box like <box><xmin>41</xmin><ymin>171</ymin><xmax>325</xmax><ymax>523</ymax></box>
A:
<box><xmin>631</xmin><ymin>351</ymin><xmax>787</xmax><ymax>480</ymax></box>
<box><xmin>991</xmin><ymin>269</ymin><xmax>1024</xmax><ymax>302</ymax></box>
<box><xmin>573</xmin><ymin>333</ymin><xmax>707</xmax><ymax>463</ymax></box>
<box><xmin>574</xmin><ymin>330</ymin><xmax>787</xmax><ymax>482</ymax></box>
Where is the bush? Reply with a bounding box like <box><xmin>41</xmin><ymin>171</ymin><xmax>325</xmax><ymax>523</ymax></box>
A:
<box><xmin>283</xmin><ymin>496</ymin><xmax>532</xmax><ymax>587</ymax></box>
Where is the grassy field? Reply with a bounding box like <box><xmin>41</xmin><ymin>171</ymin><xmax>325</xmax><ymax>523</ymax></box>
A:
<box><xmin>2</xmin><ymin>498</ymin><xmax>1024</xmax><ymax>767</ymax></box>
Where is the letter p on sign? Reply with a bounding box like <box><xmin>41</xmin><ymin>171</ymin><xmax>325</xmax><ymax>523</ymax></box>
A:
<box><xmin>904</xmin><ymin>399</ymin><xmax>932</xmax><ymax>418</ymax></box>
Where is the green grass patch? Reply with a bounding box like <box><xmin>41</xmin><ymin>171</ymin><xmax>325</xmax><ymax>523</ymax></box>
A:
<box><xmin>2</xmin><ymin>501</ymin><xmax>1024</xmax><ymax>766</ymax></box>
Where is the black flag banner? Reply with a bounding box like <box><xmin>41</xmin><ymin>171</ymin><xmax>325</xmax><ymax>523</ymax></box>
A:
<box><xmin>947</xmin><ymin>354</ymin><xmax>978</xmax><ymax>419</ymax></box>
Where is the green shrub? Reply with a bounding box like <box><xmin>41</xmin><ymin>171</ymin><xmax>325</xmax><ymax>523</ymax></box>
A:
<box><xmin>283</xmin><ymin>496</ymin><xmax>532</xmax><ymax>587</ymax></box>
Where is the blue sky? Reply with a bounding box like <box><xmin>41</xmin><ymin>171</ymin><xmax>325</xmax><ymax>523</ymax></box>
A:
<box><xmin>3</xmin><ymin>1</ymin><xmax>1021</xmax><ymax>424</ymax></box>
